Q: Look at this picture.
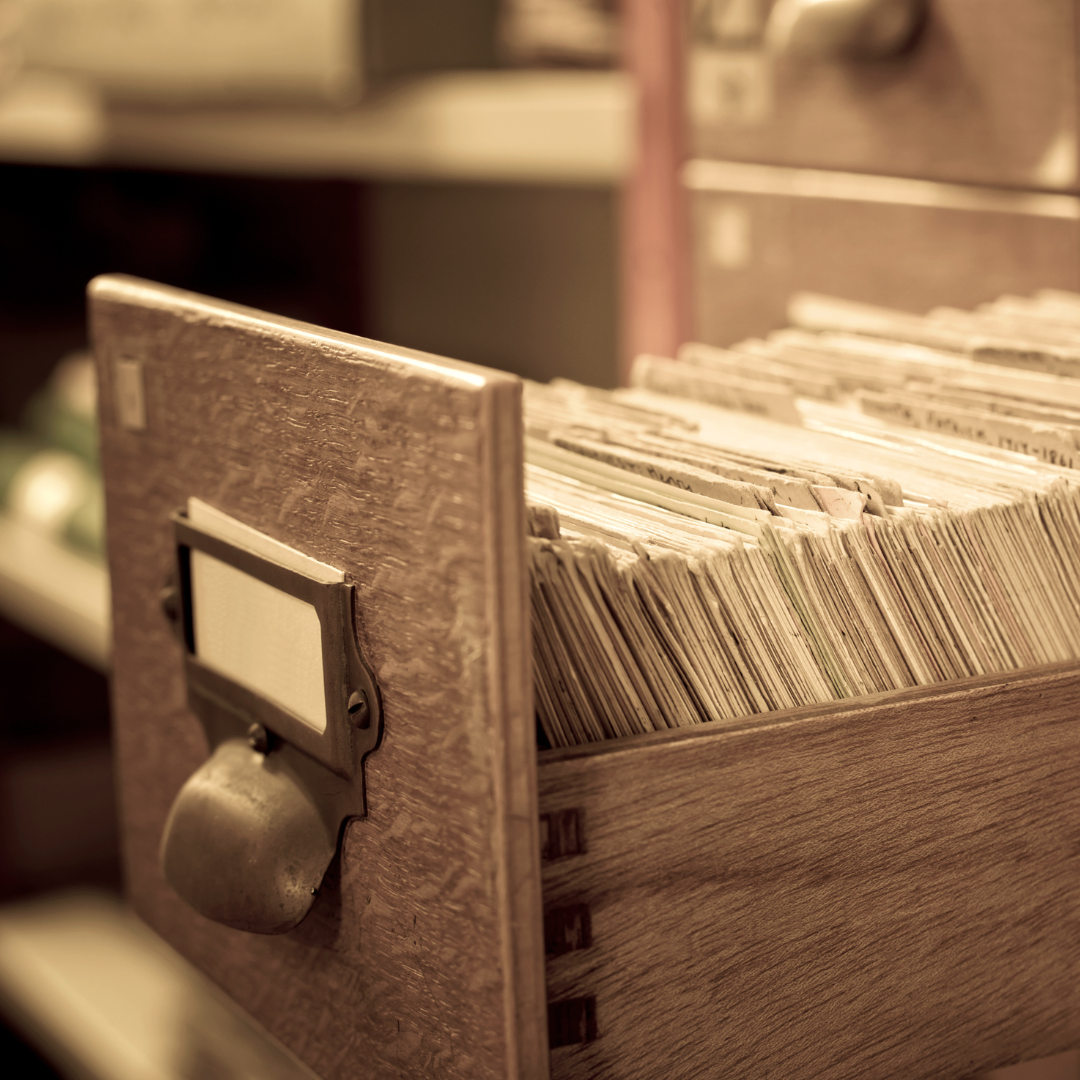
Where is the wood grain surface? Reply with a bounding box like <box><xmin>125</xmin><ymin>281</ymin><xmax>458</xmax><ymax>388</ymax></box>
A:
<box><xmin>90</xmin><ymin>275</ymin><xmax>547</xmax><ymax>1080</ymax></box>
<box><xmin>691</xmin><ymin>0</ymin><xmax>1077</xmax><ymax>191</ymax></box>
<box><xmin>538</xmin><ymin>664</ymin><xmax>1080</xmax><ymax>1080</ymax></box>
<box><xmin>689</xmin><ymin>189</ymin><xmax>1080</xmax><ymax>345</ymax></box>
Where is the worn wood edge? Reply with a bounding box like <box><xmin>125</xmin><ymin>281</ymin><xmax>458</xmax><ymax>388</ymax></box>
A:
<box><xmin>87</xmin><ymin>274</ymin><xmax>521</xmax><ymax>392</ymax></box>
<box><xmin>537</xmin><ymin>660</ymin><xmax>1080</xmax><ymax>773</ymax></box>
<box><xmin>483</xmin><ymin>376</ymin><xmax>549</xmax><ymax>1080</ymax></box>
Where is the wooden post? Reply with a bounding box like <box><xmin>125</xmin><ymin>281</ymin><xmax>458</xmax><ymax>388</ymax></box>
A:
<box><xmin>620</xmin><ymin>0</ymin><xmax>692</xmax><ymax>382</ymax></box>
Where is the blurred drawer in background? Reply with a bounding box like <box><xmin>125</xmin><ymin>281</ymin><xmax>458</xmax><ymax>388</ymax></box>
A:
<box><xmin>689</xmin><ymin>0</ymin><xmax>1078</xmax><ymax>191</ymax></box>
<box><xmin>686</xmin><ymin>162</ymin><xmax>1080</xmax><ymax>345</ymax></box>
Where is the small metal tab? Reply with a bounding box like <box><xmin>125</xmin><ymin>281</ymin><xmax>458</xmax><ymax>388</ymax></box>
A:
<box><xmin>160</xmin><ymin>508</ymin><xmax>382</xmax><ymax>935</ymax></box>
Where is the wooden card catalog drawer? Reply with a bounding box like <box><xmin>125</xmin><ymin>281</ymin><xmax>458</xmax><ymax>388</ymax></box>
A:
<box><xmin>90</xmin><ymin>275</ymin><xmax>545</xmax><ymax>1080</ymax></box>
<box><xmin>689</xmin><ymin>0</ymin><xmax>1077</xmax><ymax>191</ymax></box>
<box><xmin>92</xmin><ymin>276</ymin><xmax>1080</xmax><ymax>1079</ymax></box>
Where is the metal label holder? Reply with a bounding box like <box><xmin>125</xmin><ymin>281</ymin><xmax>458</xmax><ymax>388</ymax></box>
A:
<box><xmin>160</xmin><ymin>510</ymin><xmax>382</xmax><ymax>935</ymax></box>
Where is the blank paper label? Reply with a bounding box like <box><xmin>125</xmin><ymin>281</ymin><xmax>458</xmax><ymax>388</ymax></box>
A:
<box><xmin>190</xmin><ymin>550</ymin><xmax>327</xmax><ymax>733</ymax></box>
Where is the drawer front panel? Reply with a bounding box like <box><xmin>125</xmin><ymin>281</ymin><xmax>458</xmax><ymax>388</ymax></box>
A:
<box><xmin>538</xmin><ymin>665</ymin><xmax>1080</xmax><ymax>1080</ymax></box>
<box><xmin>92</xmin><ymin>276</ymin><xmax>548</xmax><ymax>1080</ymax></box>
<box><xmin>690</xmin><ymin>0</ymin><xmax>1077</xmax><ymax>190</ymax></box>
<box><xmin>687</xmin><ymin>179</ymin><xmax>1080</xmax><ymax>346</ymax></box>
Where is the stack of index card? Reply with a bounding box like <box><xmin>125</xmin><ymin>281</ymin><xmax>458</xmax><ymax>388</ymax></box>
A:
<box><xmin>525</xmin><ymin>290</ymin><xmax>1080</xmax><ymax>748</ymax></box>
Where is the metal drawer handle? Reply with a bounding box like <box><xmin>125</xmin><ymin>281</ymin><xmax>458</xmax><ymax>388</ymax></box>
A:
<box><xmin>765</xmin><ymin>0</ymin><xmax>927</xmax><ymax>61</ymax></box>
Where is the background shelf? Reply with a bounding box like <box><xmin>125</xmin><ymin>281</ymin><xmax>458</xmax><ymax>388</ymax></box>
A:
<box><xmin>0</xmin><ymin>890</ymin><xmax>315</xmax><ymax>1080</ymax></box>
<box><xmin>0</xmin><ymin>70</ymin><xmax>634</xmax><ymax>184</ymax></box>
<box><xmin>0</xmin><ymin>517</ymin><xmax>109</xmax><ymax>672</ymax></box>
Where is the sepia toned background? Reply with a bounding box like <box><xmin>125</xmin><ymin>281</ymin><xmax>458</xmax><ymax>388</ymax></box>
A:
<box><xmin>0</xmin><ymin>1</ymin><xmax>1078</xmax><ymax>1077</ymax></box>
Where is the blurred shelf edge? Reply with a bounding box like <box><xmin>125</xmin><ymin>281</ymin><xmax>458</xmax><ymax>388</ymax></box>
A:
<box><xmin>0</xmin><ymin>890</ymin><xmax>318</xmax><ymax>1080</ymax></box>
<box><xmin>0</xmin><ymin>515</ymin><xmax>109</xmax><ymax>672</ymax></box>
<box><xmin>0</xmin><ymin>71</ymin><xmax>106</xmax><ymax>166</ymax></box>
<box><xmin>0</xmin><ymin>69</ymin><xmax>634</xmax><ymax>184</ymax></box>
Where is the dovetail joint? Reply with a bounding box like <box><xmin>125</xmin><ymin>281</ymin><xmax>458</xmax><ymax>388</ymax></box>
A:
<box><xmin>544</xmin><ymin>903</ymin><xmax>592</xmax><ymax>956</ymax></box>
<box><xmin>540</xmin><ymin>808</ymin><xmax>585</xmax><ymax>861</ymax></box>
<box><xmin>548</xmin><ymin>996</ymin><xmax>597</xmax><ymax>1048</ymax></box>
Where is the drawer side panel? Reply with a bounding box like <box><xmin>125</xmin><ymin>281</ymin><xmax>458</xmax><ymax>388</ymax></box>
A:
<box><xmin>539</xmin><ymin>665</ymin><xmax>1080</xmax><ymax>1079</ymax></box>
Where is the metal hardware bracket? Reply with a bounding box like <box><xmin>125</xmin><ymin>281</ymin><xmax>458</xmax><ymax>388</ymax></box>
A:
<box><xmin>159</xmin><ymin>509</ymin><xmax>382</xmax><ymax>935</ymax></box>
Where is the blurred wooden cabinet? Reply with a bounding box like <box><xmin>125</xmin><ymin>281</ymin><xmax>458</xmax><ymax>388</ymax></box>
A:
<box><xmin>686</xmin><ymin>177</ymin><xmax>1080</xmax><ymax>346</ymax></box>
<box><xmin>688</xmin><ymin>0</ymin><xmax>1077</xmax><ymax>190</ymax></box>
<box><xmin>623</xmin><ymin>0</ymin><xmax>1080</xmax><ymax>364</ymax></box>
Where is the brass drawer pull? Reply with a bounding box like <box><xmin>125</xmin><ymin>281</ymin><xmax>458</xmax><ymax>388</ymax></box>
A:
<box><xmin>766</xmin><ymin>0</ymin><xmax>927</xmax><ymax>61</ymax></box>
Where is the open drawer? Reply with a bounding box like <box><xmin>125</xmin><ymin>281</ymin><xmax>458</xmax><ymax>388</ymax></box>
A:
<box><xmin>90</xmin><ymin>275</ymin><xmax>1080</xmax><ymax>1080</ymax></box>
